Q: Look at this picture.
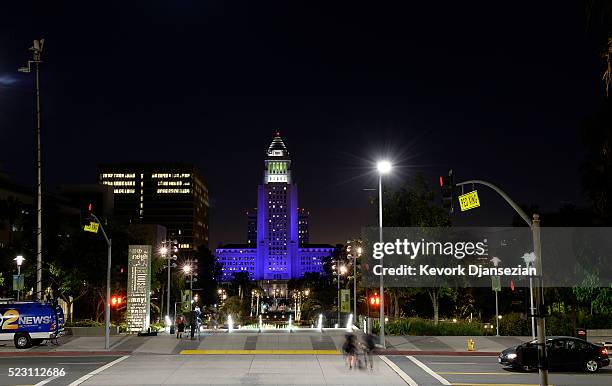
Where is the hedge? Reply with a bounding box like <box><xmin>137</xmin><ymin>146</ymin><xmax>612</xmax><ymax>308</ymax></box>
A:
<box><xmin>384</xmin><ymin>318</ymin><xmax>484</xmax><ymax>336</ymax></box>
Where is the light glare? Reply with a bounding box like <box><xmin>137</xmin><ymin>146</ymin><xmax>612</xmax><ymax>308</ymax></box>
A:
<box><xmin>377</xmin><ymin>160</ymin><xmax>392</xmax><ymax>174</ymax></box>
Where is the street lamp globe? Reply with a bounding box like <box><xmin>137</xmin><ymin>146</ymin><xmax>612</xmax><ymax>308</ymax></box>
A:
<box><xmin>159</xmin><ymin>246</ymin><xmax>168</xmax><ymax>255</ymax></box>
<box><xmin>183</xmin><ymin>265</ymin><xmax>192</xmax><ymax>274</ymax></box>
<box><xmin>14</xmin><ymin>255</ymin><xmax>25</xmax><ymax>266</ymax></box>
<box><xmin>339</xmin><ymin>265</ymin><xmax>347</xmax><ymax>275</ymax></box>
<box><xmin>376</xmin><ymin>160</ymin><xmax>392</xmax><ymax>174</ymax></box>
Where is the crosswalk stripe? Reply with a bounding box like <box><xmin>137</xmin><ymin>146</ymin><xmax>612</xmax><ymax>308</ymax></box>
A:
<box><xmin>407</xmin><ymin>355</ymin><xmax>451</xmax><ymax>385</ymax></box>
<box><xmin>379</xmin><ymin>355</ymin><xmax>419</xmax><ymax>386</ymax></box>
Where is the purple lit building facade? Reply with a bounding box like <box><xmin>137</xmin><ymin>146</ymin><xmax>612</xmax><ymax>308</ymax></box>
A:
<box><xmin>216</xmin><ymin>134</ymin><xmax>334</xmax><ymax>281</ymax></box>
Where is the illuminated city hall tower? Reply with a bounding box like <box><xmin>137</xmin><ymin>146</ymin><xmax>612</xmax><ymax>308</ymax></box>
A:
<box><xmin>256</xmin><ymin>133</ymin><xmax>299</xmax><ymax>279</ymax></box>
<box><xmin>215</xmin><ymin>133</ymin><xmax>333</xmax><ymax>281</ymax></box>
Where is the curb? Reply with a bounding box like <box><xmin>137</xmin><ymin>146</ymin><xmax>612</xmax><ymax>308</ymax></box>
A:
<box><xmin>376</xmin><ymin>350</ymin><xmax>498</xmax><ymax>356</ymax></box>
<box><xmin>0</xmin><ymin>351</ymin><xmax>131</xmax><ymax>357</ymax></box>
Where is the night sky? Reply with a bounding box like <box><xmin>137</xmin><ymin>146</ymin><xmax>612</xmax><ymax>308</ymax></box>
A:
<box><xmin>0</xmin><ymin>1</ymin><xmax>605</xmax><ymax>247</ymax></box>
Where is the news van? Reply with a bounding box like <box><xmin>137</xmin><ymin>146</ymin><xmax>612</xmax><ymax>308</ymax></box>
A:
<box><xmin>0</xmin><ymin>300</ymin><xmax>65</xmax><ymax>349</ymax></box>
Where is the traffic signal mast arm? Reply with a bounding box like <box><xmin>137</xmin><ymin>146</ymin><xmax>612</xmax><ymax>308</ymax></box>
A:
<box><xmin>452</xmin><ymin>177</ymin><xmax>547</xmax><ymax>385</ymax></box>
<box><xmin>455</xmin><ymin>179</ymin><xmax>531</xmax><ymax>227</ymax></box>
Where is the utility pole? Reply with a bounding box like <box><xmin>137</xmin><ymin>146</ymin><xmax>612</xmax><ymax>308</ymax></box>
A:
<box><xmin>19</xmin><ymin>39</ymin><xmax>44</xmax><ymax>301</ymax></box>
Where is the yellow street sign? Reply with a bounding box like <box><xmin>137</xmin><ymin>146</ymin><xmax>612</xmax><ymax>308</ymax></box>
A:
<box><xmin>458</xmin><ymin>190</ymin><xmax>480</xmax><ymax>211</ymax></box>
<box><xmin>83</xmin><ymin>221</ymin><xmax>99</xmax><ymax>233</ymax></box>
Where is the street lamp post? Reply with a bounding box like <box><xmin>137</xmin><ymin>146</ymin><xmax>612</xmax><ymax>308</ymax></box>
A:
<box><xmin>19</xmin><ymin>39</ymin><xmax>44</xmax><ymax>301</ymax></box>
<box><xmin>14</xmin><ymin>255</ymin><xmax>25</xmax><ymax>301</ymax></box>
<box><xmin>376</xmin><ymin>160</ymin><xmax>391</xmax><ymax>348</ymax></box>
<box><xmin>336</xmin><ymin>262</ymin><xmax>347</xmax><ymax>325</ymax></box>
<box><xmin>184</xmin><ymin>264</ymin><xmax>193</xmax><ymax>314</ymax></box>
<box><xmin>353</xmin><ymin>247</ymin><xmax>361</xmax><ymax>324</ymax></box>
<box><xmin>160</xmin><ymin>240</ymin><xmax>178</xmax><ymax>325</ymax></box>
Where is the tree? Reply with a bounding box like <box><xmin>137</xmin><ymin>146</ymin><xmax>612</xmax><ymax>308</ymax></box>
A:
<box><xmin>230</xmin><ymin>271</ymin><xmax>251</xmax><ymax>299</ymax></box>
<box><xmin>585</xmin><ymin>0</ymin><xmax>612</xmax><ymax>95</ymax></box>
<box><xmin>195</xmin><ymin>246</ymin><xmax>222</xmax><ymax>305</ymax></box>
<box><xmin>0</xmin><ymin>197</ymin><xmax>26</xmax><ymax>246</ymax></box>
<box><xmin>381</xmin><ymin>172</ymin><xmax>452</xmax><ymax>324</ymax></box>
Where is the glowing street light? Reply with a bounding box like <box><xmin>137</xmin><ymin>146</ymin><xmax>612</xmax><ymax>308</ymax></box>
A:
<box><xmin>376</xmin><ymin>160</ymin><xmax>392</xmax><ymax>174</ymax></box>
<box><xmin>376</xmin><ymin>159</ymin><xmax>392</xmax><ymax>348</ymax></box>
<box><xmin>14</xmin><ymin>255</ymin><xmax>25</xmax><ymax>301</ymax></box>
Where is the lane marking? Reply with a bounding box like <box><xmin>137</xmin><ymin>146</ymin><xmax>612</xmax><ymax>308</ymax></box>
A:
<box><xmin>451</xmin><ymin>384</ymin><xmax>548</xmax><ymax>386</ymax></box>
<box><xmin>407</xmin><ymin>355</ymin><xmax>451</xmax><ymax>385</ymax></box>
<box><xmin>67</xmin><ymin>355</ymin><xmax>129</xmax><ymax>386</ymax></box>
<box><xmin>57</xmin><ymin>362</ymin><xmax>106</xmax><ymax>365</ymax></box>
<box><xmin>34</xmin><ymin>376</ymin><xmax>60</xmax><ymax>386</ymax></box>
<box><xmin>379</xmin><ymin>355</ymin><xmax>419</xmax><ymax>386</ymax></box>
<box><xmin>427</xmin><ymin>362</ymin><xmax>478</xmax><ymax>365</ymax></box>
<box><xmin>439</xmin><ymin>372</ymin><xmax>514</xmax><ymax>375</ymax></box>
<box><xmin>180</xmin><ymin>349</ymin><xmax>340</xmax><ymax>355</ymax></box>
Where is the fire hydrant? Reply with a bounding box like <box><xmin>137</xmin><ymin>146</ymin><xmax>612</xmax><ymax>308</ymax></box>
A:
<box><xmin>467</xmin><ymin>338</ymin><xmax>475</xmax><ymax>351</ymax></box>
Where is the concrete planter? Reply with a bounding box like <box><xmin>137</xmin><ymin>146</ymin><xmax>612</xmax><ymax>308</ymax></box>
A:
<box><xmin>66</xmin><ymin>326</ymin><xmax>120</xmax><ymax>336</ymax></box>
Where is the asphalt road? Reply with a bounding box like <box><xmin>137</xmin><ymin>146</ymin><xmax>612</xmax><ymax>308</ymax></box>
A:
<box><xmin>0</xmin><ymin>355</ymin><xmax>122</xmax><ymax>386</ymax></box>
<box><xmin>385</xmin><ymin>354</ymin><xmax>612</xmax><ymax>386</ymax></box>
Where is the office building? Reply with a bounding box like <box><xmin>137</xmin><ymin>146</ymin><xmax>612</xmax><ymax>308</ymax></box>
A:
<box><xmin>98</xmin><ymin>163</ymin><xmax>209</xmax><ymax>251</ymax></box>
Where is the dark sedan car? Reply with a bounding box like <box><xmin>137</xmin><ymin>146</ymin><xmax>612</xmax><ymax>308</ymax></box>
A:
<box><xmin>499</xmin><ymin>336</ymin><xmax>610</xmax><ymax>373</ymax></box>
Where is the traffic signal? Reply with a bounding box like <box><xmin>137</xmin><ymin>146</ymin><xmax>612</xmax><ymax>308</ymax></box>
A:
<box><xmin>439</xmin><ymin>169</ymin><xmax>455</xmax><ymax>213</ymax></box>
<box><xmin>369</xmin><ymin>294</ymin><xmax>380</xmax><ymax>307</ymax></box>
<box><xmin>80</xmin><ymin>201</ymin><xmax>94</xmax><ymax>228</ymax></box>
<box><xmin>111</xmin><ymin>295</ymin><xmax>123</xmax><ymax>307</ymax></box>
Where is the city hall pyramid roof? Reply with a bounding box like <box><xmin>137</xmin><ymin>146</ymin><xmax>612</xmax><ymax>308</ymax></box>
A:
<box><xmin>266</xmin><ymin>131</ymin><xmax>289</xmax><ymax>158</ymax></box>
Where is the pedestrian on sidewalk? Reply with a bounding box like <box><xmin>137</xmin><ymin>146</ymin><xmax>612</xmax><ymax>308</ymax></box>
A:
<box><xmin>189</xmin><ymin>311</ymin><xmax>197</xmax><ymax>340</ymax></box>
<box><xmin>342</xmin><ymin>333</ymin><xmax>357</xmax><ymax>369</ymax></box>
<box><xmin>362</xmin><ymin>333</ymin><xmax>376</xmax><ymax>371</ymax></box>
<box><xmin>176</xmin><ymin>315</ymin><xmax>185</xmax><ymax>339</ymax></box>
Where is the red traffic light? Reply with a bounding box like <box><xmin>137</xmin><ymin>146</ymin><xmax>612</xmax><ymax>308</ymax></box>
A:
<box><xmin>369</xmin><ymin>294</ymin><xmax>380</xmax><ymax>306</ymax></box>
<box><xmin>439</xmin><ymin>176</ymin><xmax>444</xmax><ymax>187</ymax></box>
<box><xmin>87</xmin><ymin>203</ymin><xmax>93</xmax><ymax>212</ymax></box>
<box><xmin>111</xmin><ymin>295</ymin><xmax>122</xmax><ymax>306</ymax></box>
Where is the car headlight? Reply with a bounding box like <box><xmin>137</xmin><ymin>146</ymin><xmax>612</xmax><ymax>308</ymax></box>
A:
<box><xmin>507</xmin><ymin>353</ymin><xmax>517</xmax><ymax>359</ymax></box>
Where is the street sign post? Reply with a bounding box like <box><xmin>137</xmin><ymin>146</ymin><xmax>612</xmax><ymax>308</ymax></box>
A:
<box><xmin>458</xmin><ymin>190</ymin><xmax>481</xmax><ymax>211</ymax></box>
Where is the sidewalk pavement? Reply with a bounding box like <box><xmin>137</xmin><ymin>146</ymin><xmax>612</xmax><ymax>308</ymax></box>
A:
<box><xmin>0</xmin><ymin>331</ymin><xmax>537</xmax><ymax>356</ymax></box>
<box><xmin>80</xmin><ymin>354</ymin><xmax>408</xmax><ymax>386</ymax></box>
